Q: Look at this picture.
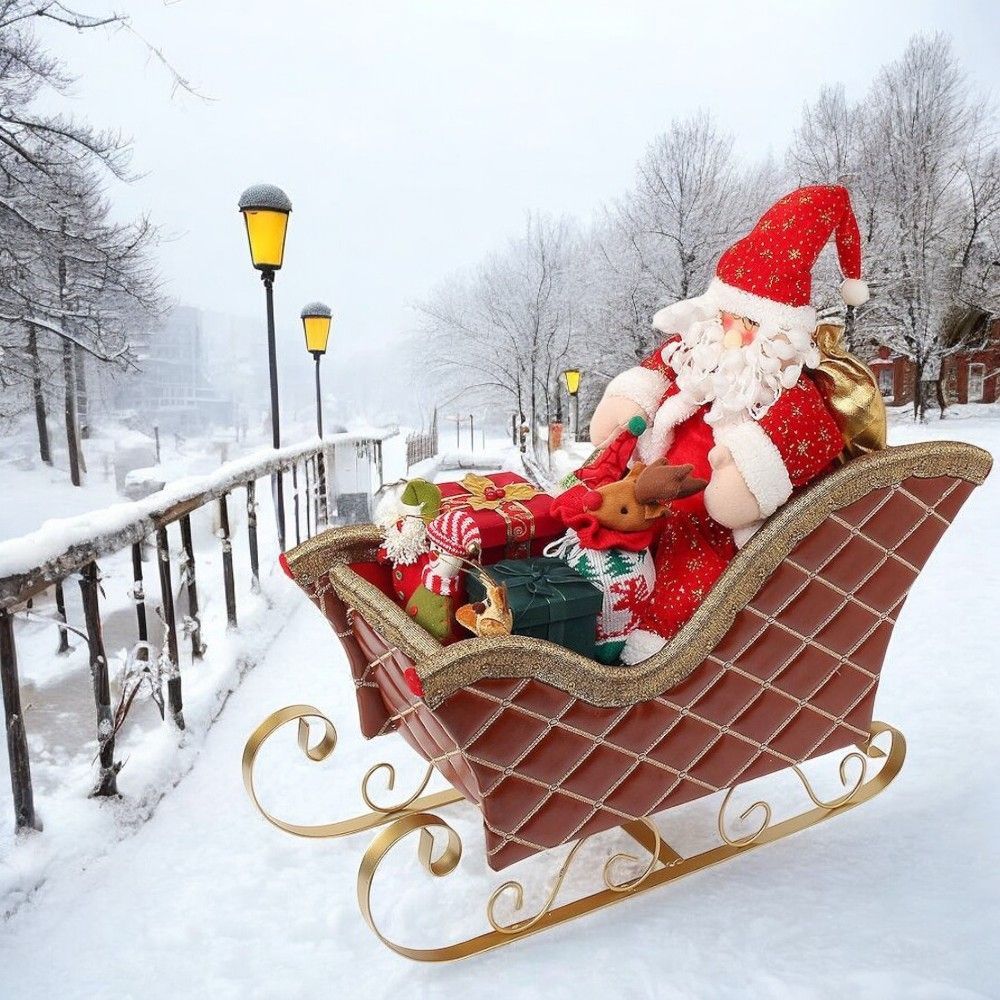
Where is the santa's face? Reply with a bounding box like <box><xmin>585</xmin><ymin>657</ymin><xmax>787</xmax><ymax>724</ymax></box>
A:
<box><xmin>719</xmin><ymin>311</ymin><xmax>759</xmax><ymax>350</ymax></box>
<box><xmin>664</xmin><ymin>310</ymin><xmax>820</xmax><ymax>423</ymax></box>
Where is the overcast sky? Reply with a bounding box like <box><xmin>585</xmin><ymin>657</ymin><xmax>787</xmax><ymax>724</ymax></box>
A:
<box><xmin>42</xmin><ymin>0</ymin><xmax>1000</xmax><ymax>371</ymax></box>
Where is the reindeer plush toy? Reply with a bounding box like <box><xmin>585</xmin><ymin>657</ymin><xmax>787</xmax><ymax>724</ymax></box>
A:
<box><xmin>547</xmin><ymin>420</ymin><xmax>706</xmax><ymax>663</ymax></box>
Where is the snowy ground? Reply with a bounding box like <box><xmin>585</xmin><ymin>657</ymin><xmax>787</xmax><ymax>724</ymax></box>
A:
<box><xmin>1</xmin><ymin>411</ymin><xmax>998</xmax><ymax>998</ymax></box>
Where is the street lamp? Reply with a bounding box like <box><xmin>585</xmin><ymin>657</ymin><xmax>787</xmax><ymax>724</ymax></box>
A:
<box><xmin>301</xmin><ymin>301</ymin><xmax>332</xmax><ymax>525</ymax></box>
<box><xmin>562</xmin><ymin>368</ymin><xmax>582</xmax><ymax>442</ymax></box>
<box><xmin>239</xmin><ymin>183</ymin><xmax>291</xmax><ymax>551</ymax></box>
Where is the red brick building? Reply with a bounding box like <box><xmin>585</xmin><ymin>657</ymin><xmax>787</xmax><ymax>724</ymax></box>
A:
<box><xmin>866</xmin><ymin>318</ymin><xmax>1000</xmax><ymax>407</ymax></box>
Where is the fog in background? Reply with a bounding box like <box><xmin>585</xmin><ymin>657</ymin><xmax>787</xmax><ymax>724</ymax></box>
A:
<box><xmin>36</xmin><ymin>0</ymin><xmax>1000</xmax><ymax>423</ymax></box>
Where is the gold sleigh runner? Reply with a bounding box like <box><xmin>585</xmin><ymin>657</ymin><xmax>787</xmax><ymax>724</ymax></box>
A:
<box><xmin>243</xmin><ymin>441</ymin><xmax>990</xmax><ymax>961</ymax></box>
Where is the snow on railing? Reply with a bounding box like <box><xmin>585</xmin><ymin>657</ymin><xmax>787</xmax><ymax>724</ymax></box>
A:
<box><xmin>0</xmin><ymin>437</ymin><xmax>325</xmax><ymax>607</ymax></box>
<box><xmin>0</xmin><ymin>435</ymin><xmax>335</xmax><ymax>836</ymax></box>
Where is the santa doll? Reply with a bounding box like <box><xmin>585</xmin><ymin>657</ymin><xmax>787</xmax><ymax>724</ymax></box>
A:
<box><xmin>590</xmin><ymin>184</ymin><xmax>869</xmax><ymax>663</ymax></box>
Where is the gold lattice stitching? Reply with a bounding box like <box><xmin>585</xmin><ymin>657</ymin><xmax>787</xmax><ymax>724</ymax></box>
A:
<box><xmin>472</xmin><ymin>483</ymin><xmax>958</xmax><ymax>855</ymax></box>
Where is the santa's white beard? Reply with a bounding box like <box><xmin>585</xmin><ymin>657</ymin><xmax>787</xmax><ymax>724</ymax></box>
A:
<box><xmin>663</xmin><ymin>317</ymin><xmax>821</xmax><ymax>424</ymax></box>
<box><xmin>374</xmin><ymin>493</ymin><xmax>429</xmax><ymax>565</ymax></box>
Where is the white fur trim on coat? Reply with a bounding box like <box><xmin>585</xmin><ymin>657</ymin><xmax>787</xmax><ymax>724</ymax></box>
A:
<box><xmin>706</xmin><ymin>278</ymin><xmax>817</xmax><ymax>334</ymax></box>
<box><xmin>621</xmin><ymin>628</ymin><xmax>667</xmax><ymax>664</ymax></box>
<box><xmin>603</xmin><ymin>366</ymin><xmax>669</xmax><ymax>421</ymax></box>
<box><xmin>713</xmin><ymin>420</ymin><xmax>793</xmax><ymax>518</ymax></box>
<box><xmin>636</xmin><ymin>391</ymin><xmax>701</xmax><ymax>464</ymax></box>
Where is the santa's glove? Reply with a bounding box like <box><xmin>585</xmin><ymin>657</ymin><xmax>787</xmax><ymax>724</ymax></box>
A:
<box><xmin>634</xmin><ymin>461</ymin><xmax>708</xmax><ymax>504</ymax></box>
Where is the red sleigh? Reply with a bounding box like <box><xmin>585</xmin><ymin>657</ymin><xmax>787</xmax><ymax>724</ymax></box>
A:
<box><xmin>243</xmin><ymin>440</ymin><xmax>990</xmax><ymax>961</ymax></box>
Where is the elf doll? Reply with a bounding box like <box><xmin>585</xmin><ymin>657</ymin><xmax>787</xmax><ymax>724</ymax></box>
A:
<box><xmin>590</xmin><ymin>184</ymin><xmax>868</xmax><ymax>663</ymax></box>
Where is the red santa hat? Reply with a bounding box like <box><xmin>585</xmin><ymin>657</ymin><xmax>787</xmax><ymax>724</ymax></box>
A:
<box><xmin>653</xmin><ymin>185</ymin><xmax>869</xmax><ymax>336</ymax></box>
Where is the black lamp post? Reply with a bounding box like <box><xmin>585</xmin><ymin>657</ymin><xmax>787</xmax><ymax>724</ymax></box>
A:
<box><xmin>562</xmin><ymin>368</ymin><xmax>582</xmax><ymax>442</ymax></box>
<box><xmin>301</xmin><ymin>301</ymin><xmax>332</xmax><ymax>524</ymax></box>
<box><xmin>238</xmin><ymin>183</ymin><xmax>291</xmax><ymax>551</ymax></box>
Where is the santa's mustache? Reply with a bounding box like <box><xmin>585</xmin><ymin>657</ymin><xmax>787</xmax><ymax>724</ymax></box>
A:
<box><xmin>664</xmin><ymin>317</ymin><xmax>819</xmax><ymax>422</ymax></box>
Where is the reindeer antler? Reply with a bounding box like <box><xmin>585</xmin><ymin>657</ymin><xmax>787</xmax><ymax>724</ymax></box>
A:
<box><xmin>633</xmin><ymin>461</ymin><xmax>708</xmax><ymax>504</ymax></box>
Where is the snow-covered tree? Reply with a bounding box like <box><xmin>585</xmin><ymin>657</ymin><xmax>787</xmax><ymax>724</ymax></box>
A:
<box><xmin>0</xmin><ymin>2</ymin><xmax>166</xmax><ymax>477</ymax></box>
<box><xmin>569</xmin><ymin>114</ymin><xmax>784</xmax><ymax>422</ymax></box>
<box><xmin>415</xmin><ymin>214</ymin><xmax>580</xmax><ymax>458</ymax></box>
<box><xmin>791</xmin><ymin>35</ymin><xmax>1000</xmax><ymax>418</ymax></box>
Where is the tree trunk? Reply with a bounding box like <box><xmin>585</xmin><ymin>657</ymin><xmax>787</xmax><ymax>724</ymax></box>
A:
<box><xmin>59</xmin><ymin>235</ymin><xmax>83</xmax><ymax>485</ymax></box>
<box><xmin>529</xmin><ymin>376</ymin><xmax>539</xmax><ymax>459</ymax></box>
<box><xmin>63</xmin><ymin>338</ymin><xmax>81</xmax><ymax>487</ymax></box>
<box><xmin>935</xmin><ymin>372</ymin><xmax>948</xmax><ymax>419</ymax></box>
<box><xmin>27</xmin><ymin>324</ymin><xmax>51</xmax><ymax>465</ymax></box>
<box><xmin>844</xmin><ymin>305</ymin><xmax>856</xmax><ymax>350</ymax></box>
<box><xmin>74</xmin><ymin>344</ymin><xmax>90</xmax><ymax>439</ymax></box>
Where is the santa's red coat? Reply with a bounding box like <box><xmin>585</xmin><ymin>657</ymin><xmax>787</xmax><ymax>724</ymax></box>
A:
<box><xmin>604</xmin><ymin>340</ymin><xmax>844</xmax><ymax>651</ymax></box>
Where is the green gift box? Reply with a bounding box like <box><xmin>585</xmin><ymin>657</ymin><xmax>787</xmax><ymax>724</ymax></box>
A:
<box><xmin>466</xmin><ymin>556</ymin><xmax>603</xmax><ymax>658</ymax></box>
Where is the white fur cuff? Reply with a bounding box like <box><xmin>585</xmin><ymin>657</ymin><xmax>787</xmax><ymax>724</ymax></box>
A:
<box><xmin>621</xmin><ymin>628</ymin><xmax>667</xmax><ymax>664</ymax></box>
<box><xmin>604</xmin><ymin>367</ymin><xmax>669</xmax><ymax>421</ymax></box>
<box><xmin>636</xmin><ymin>391</ymin><xmax>700</xmax><ymax>464</ymax></box>
<box><xmin>714</xmin><ymin>420</ymin><xmax>793</xmax><ymax>518</ymax></box>
<box><xmin>731</xmin><ymin>521</ymin><xmax>763</xmax><ymax>549</ymax></box>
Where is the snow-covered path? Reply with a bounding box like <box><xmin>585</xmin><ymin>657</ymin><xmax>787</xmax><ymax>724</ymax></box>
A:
<box><xmin>3</xmin><ymin>420</ymin><xmax>999</xmax><ymax>999</ymax></box>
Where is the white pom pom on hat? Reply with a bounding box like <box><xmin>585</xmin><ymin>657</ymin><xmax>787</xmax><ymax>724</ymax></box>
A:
<box><xmin>840</xmin><ymin>278</ymin><xmax>870</xmax><ymax>307</ymax></box>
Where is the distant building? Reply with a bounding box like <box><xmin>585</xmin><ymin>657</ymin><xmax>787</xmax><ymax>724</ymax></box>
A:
<box><xmin>866</xmin><ymin>318</ymin><xmax>1000</xmax><ymax>407</ymax></box>
<box><xmin>121</xmin><ymin>306</ymin><xmax>234</xmax><ymax>431</ymax></box>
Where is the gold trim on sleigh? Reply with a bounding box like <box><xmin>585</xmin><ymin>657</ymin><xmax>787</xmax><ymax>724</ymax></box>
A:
<box><xmin>284</xmin><ymin>441</ymin><xmax>991</xmax><ymax>709</ymax></box>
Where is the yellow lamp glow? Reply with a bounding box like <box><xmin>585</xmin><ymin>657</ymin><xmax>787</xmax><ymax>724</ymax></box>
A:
<box><xmin>301</xmin><ymin>302</ymin><xmax>333</xmax><ymax>356</ymax></box>
<box><xmin>238</xmin><ymin>184</ymin><xmax>292</xmax><ymax>271</ymax></box>
<box><xmin>562</xmin><ymin>368</ymin><xmax>582</xmax><ymax>396</ymax></box>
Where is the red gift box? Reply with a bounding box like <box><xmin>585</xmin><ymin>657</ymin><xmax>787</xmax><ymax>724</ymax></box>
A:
<box><xmin>436</xmin><ymin>472</ymin><xmax>559</xmax><ymax>563</ymax></box>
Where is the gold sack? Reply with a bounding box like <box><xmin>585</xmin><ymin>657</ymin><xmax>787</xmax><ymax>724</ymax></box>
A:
<box><xmin>811</xmin><ymin>323</ymin><xmax>887</xmax><ymax>461</ymax></box>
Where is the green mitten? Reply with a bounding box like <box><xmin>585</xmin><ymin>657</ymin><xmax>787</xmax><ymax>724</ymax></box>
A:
<box><xmin>405</xmin><ymin>584</ymin><xmax>455</xmax><ymax>643</ymax></box>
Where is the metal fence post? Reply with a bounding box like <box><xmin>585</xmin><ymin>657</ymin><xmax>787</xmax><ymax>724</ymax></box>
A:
<box><xmin>131</xmin><ymin>542</ymin><xmax>149</xmax><ymax>662</ymax></box>
<box><xmin>0</xmin><ymin>610</ymin><xmax>40</xmax><ymax>831</ymax></box>
<box><xmin>78</xmin><ymin>562</ymin><xmax>119</xmax><ymax>796</ymax></box>
<box><xmin>291</xmin><ymin>463</ymin><xmax>301</xmax><ymax>547</ymax></box>
<box><xmin>303</xmin><ymin>459</ymin><xmax>312</xmax><ymax>540</ymax></box>
<box><xmin>179</xmin><ymin>514</ymin><xmax>205</xmax><ymax>658</ymax></box>
<box><xmin>155</xmin><ymin>528</ymin><xmax>185</xmax><ymax>730</ymax></box>
<box><xmin>54</xmin><ymin>580</ymin><xmax>70</xmax><ymax>654</ymax></box>
<box><xmin>218</xmin><ymin>494</ymin><xmax>238</xmax><ymax>629</ymax></box>
<box><xmin>246</xmin><ymin>481</ymin><xmax>260</xmax><ymax>593</ymax></box>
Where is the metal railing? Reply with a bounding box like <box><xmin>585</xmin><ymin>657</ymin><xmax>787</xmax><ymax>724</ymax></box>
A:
<box><xmin>0</xmin><ymin>438</ymin><xmax>331</xmax><ymax>833</ymax></box>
